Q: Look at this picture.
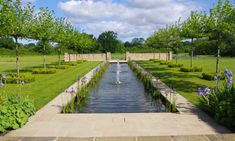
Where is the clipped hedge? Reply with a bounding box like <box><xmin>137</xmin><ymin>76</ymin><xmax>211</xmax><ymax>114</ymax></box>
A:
<box><xmin>32</xmin><ymin>68</ymin><xmax>56</xmax><ymax>74</ymax></box>
<box><xmin>48</xmin><ymin>65</ymin><xmax>69</xmax><ymax>69</ymax></box>
<box><xmin>0</xmin><ymin>95</ymin><xmax>36</xmax><ymax>133</ymax></box>
<box><xmin>1</xmin><ymin>73</ymin><xmax>35</xmax><ymax>84</ymax></box>
<box><xmin>168</xmin><ymin>63</ymin><xmax>183</xmax><ymax>68</ymax></box>
<box><xmin>180</xmin><ymin>66</ymin><xmax>203</xmax><ymax>72</ymax></box>
<box><xmin>202</xmin><ymin>72</ymin><xmax>225</xmax><ymax>81</ymax></box>
<box><xmin>159</xmin><ymin>61</ymin><xmax>170</xmax><ymax>65</ymax></box>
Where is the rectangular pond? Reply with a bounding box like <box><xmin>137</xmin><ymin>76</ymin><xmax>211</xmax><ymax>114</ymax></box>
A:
<box><xmin>75</xmin><ymin>63</ymin><xmax>165</xmax><ymax>113</ymax></box>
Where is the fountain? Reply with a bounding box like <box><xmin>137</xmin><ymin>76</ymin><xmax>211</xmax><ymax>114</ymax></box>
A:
<box><xmin>116</xmin><ymin>60</ymin><xmax>121</xmax><ymax>84</ymax></box>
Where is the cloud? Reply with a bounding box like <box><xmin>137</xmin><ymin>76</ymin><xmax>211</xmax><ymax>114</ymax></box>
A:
<box><xmin>58</xmin><ymin>0</ymin><xmax>200</xmax><ymax>41</ymax></box>
<box><xmin>22</xmin><ymin>0</ymin><xmax>36</xmax><ymax>4</ymax></box>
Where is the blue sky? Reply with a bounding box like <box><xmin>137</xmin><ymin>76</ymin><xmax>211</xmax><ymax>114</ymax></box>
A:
<box><xmin>24</xmin><ymin>0</ymin><xmax>222</xmax><ymax>41</ymax></box>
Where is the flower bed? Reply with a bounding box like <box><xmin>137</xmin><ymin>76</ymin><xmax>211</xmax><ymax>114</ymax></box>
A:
<box><xmin>198</xmin><ymin>69</ymin><xmax>235</xmax><ymax>131</ymax></box>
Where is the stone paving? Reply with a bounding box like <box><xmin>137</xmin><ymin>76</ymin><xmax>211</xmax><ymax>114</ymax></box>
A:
<box><xmin>5</xmin><ymin>61</ymin><xmax>232</xmax><ymax>138</ymax></box>
<box><xmin>1</xmin><ymin>134</ymin><xmax>235</xmax><ymax>141</ymax></box>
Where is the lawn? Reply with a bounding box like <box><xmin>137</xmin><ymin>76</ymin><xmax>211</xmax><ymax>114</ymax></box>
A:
<box><xmin>111</xmin><ymin>53</ymin><xmax>126</xmax><ymax>60</ymax></box>
<box><xmin>138</xmin><ymin>55</ymin><xmax>235</xmax><ymax>106</ymax></box>
<box><xmin>0</xmin><ymin>55</ymin><xmax>59</xmax><ymax>72</ymax></box>
<box><xmin>0</xmin><ymin>55</ymin><xmax>100</xmax><ymax>110</ymax></box>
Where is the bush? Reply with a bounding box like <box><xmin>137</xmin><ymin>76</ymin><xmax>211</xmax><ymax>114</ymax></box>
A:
<box><xmin>1</xmin><ymin>73</ymin><xmax>35</xmax><ymax>84</ymax></box>
<box><xmin>159</xmin><ymin>61</ymin><xmax>169</xmax><ymax>65</ymax></box>
<box><xmin>32</xmin><ymin>68</ymin><xmax>56</xmax><ymax>74</ymax></box>
<box><xmin>202</xmin><ymin>72</ymin><xmax>225</xmax><ymax>81</ymax></box>
<box><xmin>180</xmin><ymin>66</ymin><xmax>203</xmax><ymax>72</ymax></box>
<box><xmin>199</xmin><ymin>69</ymin><xmax>235</xmax><ymax>130</ymax></box>
<box><xmin>0</xmin><ymin>95</ymin><xmax>36</xmax><ymax>132</ymax></box>
<box><xmin>168</xmin><ymin>63</ymin><xmax>183</xmax><ymax>68</ymax></box>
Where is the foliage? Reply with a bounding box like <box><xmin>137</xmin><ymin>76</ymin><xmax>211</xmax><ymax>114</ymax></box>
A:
<box><xmin>0</xmin><ymin>95</ymin><xmax>36</xmax><ymax>132</ymax></box>
<box><xmin>1</xmin><ymin>73</ymin><xmax>35</xmax><ymax>84</ymax></box>
<box><xmin>97</xmin><ymin>31</ymin><xmax>119</xmax><ymax>53</ymax></box>
<box><xmin>198</xmin><ymin>68</ymin><xmax>235</xmax><ymax>130</ymax></box>
<box><xmin>0</xmin><ymin>37</ymin><xmax>15</xmax><ymax>49</ymax></box>
<box><xmin>32</xmin><ymin>68</ymin><xmax>56</xmax><ymax>74</ymax></box>
<box><xmin>180</xmin><ymin>66</ymin><xmax>203</xmax><ymax>72</ymax></box>
<box><xmin>168</xmin><ymin>63</ymin><xmax>184</xmax><ymax>68</ymax></box>
<box><xmin>202</xmin><ymin>72</ymin><xmax>225</xmax><ymax>81</ymax></box>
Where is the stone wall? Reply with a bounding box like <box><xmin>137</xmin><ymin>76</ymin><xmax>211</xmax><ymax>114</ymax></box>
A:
<box><xmin>126</xmin><ymin>52</ymin><xmax>172</xmax><ymax>61</ymax></box>
<box><xmin>64</xmin><ymin>53</ymin><xmax>110</xmax><ymax>62</ymax></box>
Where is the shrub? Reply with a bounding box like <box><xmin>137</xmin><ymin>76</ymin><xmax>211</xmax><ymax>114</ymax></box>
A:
<box><xmin>198</xmin><ymin>69</ymin><xmax>235</xmax><ymax>130</ymax></box>
<box><xmin>32</xmin><ymin>68</ymin><xmax>56</xmax><ymax>74</ymax></box>
<box><xmin>0</xmin><ymin>95</ymin><xmax>36</xmax><ymax>133</ymax></box>
<box><xmin>56</xmin><ymin>65</ymin><xmax>69</xmax><ymax>69</ymax></box>
<box><xmin>193</xmin><ymin>66</ymin><xmax>203</xmax><ymax>72</ymax></box>
<box><xmin>1</xmin><ymin>73</ymin><xmax>35</xmax><ymax>84</ymax></box>
<box><xmin>168</xmin><ymin>63</ymin><xmax>183</xmax><ymax>68</ymax></box>
<box><xmin>159</xmin><ymin>61</ymin><xmax>169</xmax><ymax>65</ymax></box>
<box><xmin>180</xmin><ymin>66</ymin><xmax>203</xmax><ymax>72</ymax></box>
<box><xmin>180</xmin><ymin>67</ymin><xmax>194</xmax><ymax>72</ymax></box>
<box><xmin>202</xmin><ymin>72</ymin><xmax>225</xmax><ymax>81</ymax></box>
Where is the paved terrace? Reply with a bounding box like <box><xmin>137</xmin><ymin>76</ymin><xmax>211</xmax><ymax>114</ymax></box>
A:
<box><xmin>1</xmin><ymin>134</ymin><xmax>235</xmax><ymax>141</ymax></box>
<box><xmin>5</xmin><ymin>61</ymin><xmax>231</xmax><ymax>138</ymax></box>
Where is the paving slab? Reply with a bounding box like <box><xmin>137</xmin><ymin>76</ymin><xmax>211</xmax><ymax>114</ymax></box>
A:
<box><xmin>0</xmin><ymin>137</ymin><xmax>23</xmax><ymax>141</ymax></box>
<box><xmin>95</xmin><ymin>137</ymin><xmax>136</xmax><ymax>141</ymax></box>
<box><xmin>57</xmin><ymin>137</ymin><xmax>93</xmax><ymax>141</ymax></box>
<box><xmin>217</xmin><ymin>134</ymin><xmax>235</xmax><ymax>141</ymax></box>
<box><xmin>173</xmin><ymin>135</ymin><xmax>209</xmax><ymax>141</ymax></box>
<box><xmin>21</xmin><ymin>137</ymin><xmax>56</xmax><ymax>141</ymax></box>
<box><xmin>206</xmin><ymin>135</ymin><xmax>222</xmax><ymax>141</ymax></box>
<box><xmin>138</xmin><ymin>136</ymin><xmax>172</xmax><ymax>141</ymax></box>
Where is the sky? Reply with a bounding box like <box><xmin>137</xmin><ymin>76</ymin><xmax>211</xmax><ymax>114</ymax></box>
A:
<box><xmin>22</xmin><ymin>0</ymin><xmax>220</xmax><ymax>42</ymax></box>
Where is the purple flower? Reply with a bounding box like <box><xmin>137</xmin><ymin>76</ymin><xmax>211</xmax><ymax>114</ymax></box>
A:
<box><xmin>203</xmin><ymin>87</ymin><xmax>210</xmax><ymax>96</ymax></box>
<box><xmin>1</xmin><ymin>74</ymin><xmax>7</xmax><ymax>79</ymax></box>
<box><xmin>227</xmin><ymin>71</ymin><xmax>233</xmax><ymax>77</ymax></box>
<box><xmin>214</xmin><ymin>75</ymin><xmax>217</xmax><ymax>81</ymax></box>
<box><xmin>224</xmin><ymin>69</ymin><xmax>229</xmax><ymax>74</ymax></box>
<box><xmin>198</xmin><ymin>88</ymin><xmax>203</xmax><ymax>96</ymax></box>
<box><xmin>228</xmin><ymin>77</ymin><xmax>233</xmax><ymax>84</ymax></box>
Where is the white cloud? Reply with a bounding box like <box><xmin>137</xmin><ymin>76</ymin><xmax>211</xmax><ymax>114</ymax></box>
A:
<box><xmin>22</xmin><ymin>0</ymin><xmax>36</xmax><ymax>4</ymax></box>
<box><xmin>58</xmin><ymin>0</ymin><xmax>200</xmax><ymax>41</ymax></box>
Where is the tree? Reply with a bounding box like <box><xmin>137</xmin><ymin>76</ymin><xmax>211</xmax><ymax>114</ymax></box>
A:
<box><xmin>32</xmin><ymin>8</ymin><xmax>56</xmax><ymax>68</ymax></box>
<box><xmin>181</xmin><ymin>11</ymin><xmax>205</xmax><ymax>67</ymax></box>
<box><xmin>1</xmin><ymin>0</ymin><xmax>34</xmax><ymax>76</ymax></box>
<box><xmin>97</xmin><ymin>31</ymin><xmax>119</xmax><ymax>53</ymax></box>
<box><xmin>205</xmin><ymin>0</ymin><xmax>234</xmax><ymax>73</ymax></box>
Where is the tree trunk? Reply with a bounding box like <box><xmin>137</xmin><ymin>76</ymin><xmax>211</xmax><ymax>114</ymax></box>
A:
<box><xmin>43</xmin><ymin>44</ymin><xmax>46</xmax><ymax>69</ymax></box>
<box><xmin>216</xmin><ymin>45</ymin><xmax>220</xmax><ymax>74</ymax></box>
<box><xmin>190</xmin><ymin>38</ymin><xmax>194</xmax><ymax>68</ymax></box>
<box><xmin>58</xmin><ymin>48</ymin><xmax>61</xmax><ymax>66</ymax></box>
<box><xmin>176</xmin><ymin>47</ymin><xmax>178</xmax><ymax>64</ymax></box>
<box><xmin>15</xmin><ymin>37</ymin><xmax>20</xmax><ymax>77</ymax></box>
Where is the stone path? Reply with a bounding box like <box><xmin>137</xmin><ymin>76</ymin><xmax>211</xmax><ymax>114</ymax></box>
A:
<box><xmin>5</xmin><ymin>61</ymin><xmax>231</xmax><ymax>138</ymax></box>
<box><xmin>1</xmin><ymin>134</ymin><xmax>235</xmax><ymax>141</ymax></box>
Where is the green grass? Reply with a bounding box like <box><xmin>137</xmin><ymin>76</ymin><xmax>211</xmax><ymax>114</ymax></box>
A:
<box><xmin>138</xmin><ymin>55</ymin><xmax>235</xmax><ymax>106</ymax></box>
<box><xmin>0</xmin><ymin>55</ymin><xmax>59</xmax><ymax>72</ymax></box>
<box><xmin>0</xmin><ymin>55</ymin><xmax>100</xmax><ymax>110</ymax></box>
<box><xmin>111</xmin><ymin>53</ymin><xmax>126</xmax><ymax>60</ymax></box>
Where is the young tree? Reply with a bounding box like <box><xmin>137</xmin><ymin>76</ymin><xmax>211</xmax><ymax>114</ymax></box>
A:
<box><xmin>32</xmin><ymin>8</ymin><xmax>56</xmax><ymax>68</ymax></box>
<box><xmin>205</xmin><ymin>0</ymin><xmax>234</xmax><ymax>73</ymax></box>
<box><xmin>181</xmin><ymin>11</ymin><xmax>205</xmax><ymax>67</ymax></box>
<box><xmin>1</xmin><ymin>0</ymin><xmax>34</xmax><ymax>76</ymax></box>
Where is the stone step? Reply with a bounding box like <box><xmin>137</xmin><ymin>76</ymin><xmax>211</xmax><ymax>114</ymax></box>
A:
<box><xmin>1</xmin><ymin>134</ymin><xmax>235</xmax><ymax>141</ymax></box>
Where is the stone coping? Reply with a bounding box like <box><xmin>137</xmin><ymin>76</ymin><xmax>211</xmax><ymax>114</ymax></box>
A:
<box><xmin>1</xmin><ymin>134</ymin><xmax>235</xmax><ymax>141</ymax></box>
